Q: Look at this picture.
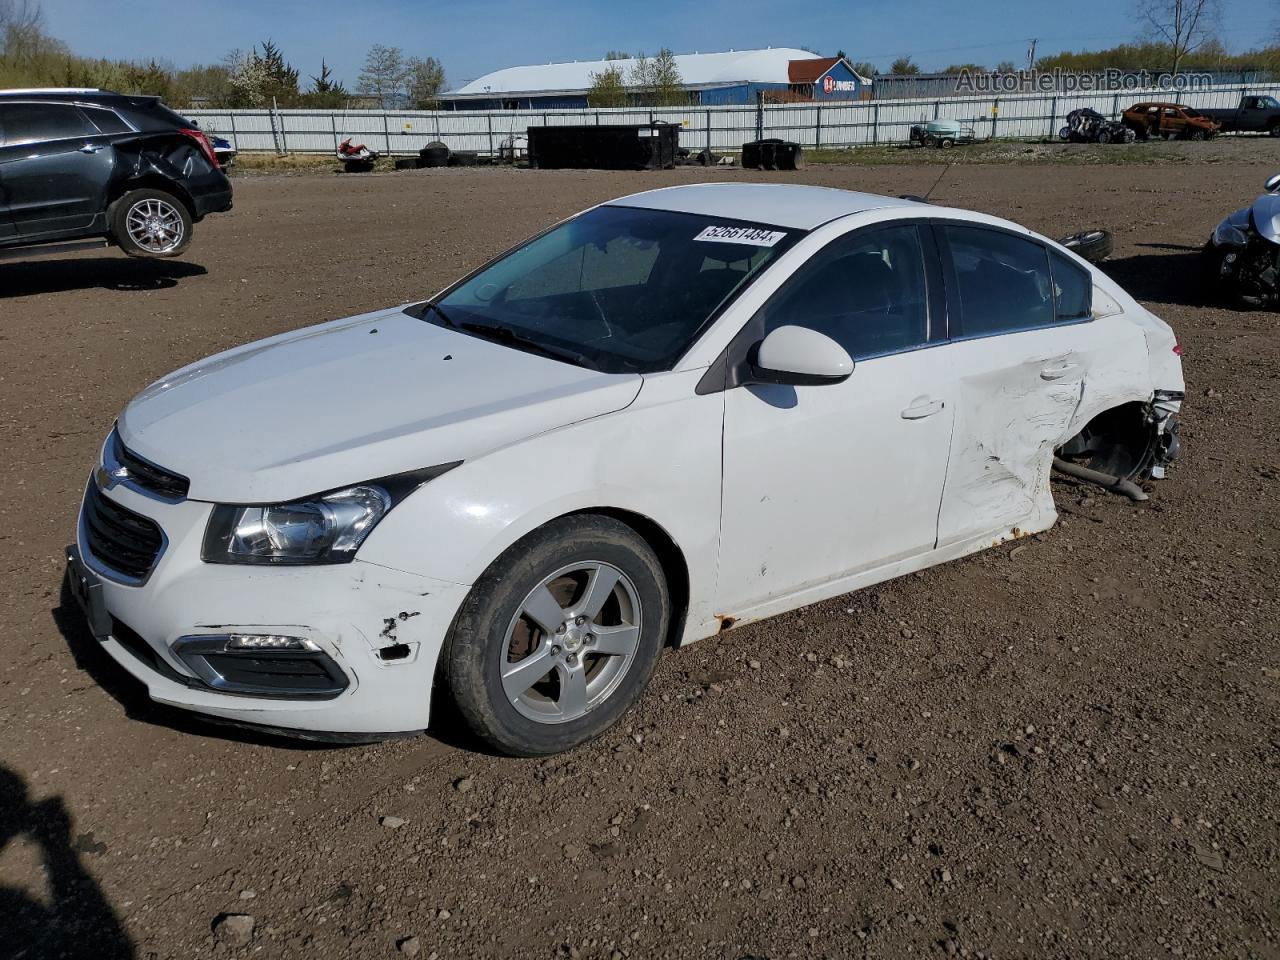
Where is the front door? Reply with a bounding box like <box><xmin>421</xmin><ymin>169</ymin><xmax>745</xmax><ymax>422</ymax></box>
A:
<box><xmin>716</xmin><ymin>223</ymin><xmax>955</xmax><ymax>614</ymax></box>
<box><xmin>0</xmin><ymin>102</ymin><xmax>113</xmax><ymax>237</ymax></box>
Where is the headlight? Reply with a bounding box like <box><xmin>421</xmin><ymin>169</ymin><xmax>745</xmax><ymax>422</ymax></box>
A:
<box><xmin>202</xmin><ymin>463</ymin><xmax>459</xmax><ymax>565</ymax></box>
<box><xmin>1213</xmin><ymin>221</ymin><xmax>1248</xmax><ymax>248</ymax></box>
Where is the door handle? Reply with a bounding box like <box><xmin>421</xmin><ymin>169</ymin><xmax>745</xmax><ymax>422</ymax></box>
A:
<box><xmin>79</xmin><ymin>143</ymin><xmax>105</xmax><ymax>154</ymax></box>
<box><xmin>1040</xmin><ymin>362</ymin><xmax>1079</xmax><ymax>381</ymax></box>
<box><xmin>901</xmin><ymin>397</ymin><xmax>944</xmax><ymax>420</ymax></box>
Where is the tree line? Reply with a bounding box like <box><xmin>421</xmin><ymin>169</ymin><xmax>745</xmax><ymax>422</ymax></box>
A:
<box><xmin>586</xmin><ymin>49</ymin><xmax>688</xmax><ymax>107</ymax></box>
<box><xmin>0</xmin><ymin>0</ymin><xmax>444</xmax><ymax>107</ymax></box>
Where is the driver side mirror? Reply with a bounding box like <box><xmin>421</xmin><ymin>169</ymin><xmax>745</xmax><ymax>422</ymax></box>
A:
<box><xmin>748</xmin><ymin>325</ymin><xmax>854</xmax><ymax>387</ymax></box>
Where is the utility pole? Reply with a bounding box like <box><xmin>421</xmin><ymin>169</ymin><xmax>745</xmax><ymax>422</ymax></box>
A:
<box><xmin>1026</xmin><ymin>38</ymin><xmax>1038</xmax><ymax>70</ymax></box>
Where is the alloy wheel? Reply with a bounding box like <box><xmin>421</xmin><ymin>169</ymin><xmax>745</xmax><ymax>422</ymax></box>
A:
<box><xmin>125</xmin><ymin>198</ymin><xmax>185</xmax><ymax>254</ymax></box>
<box><xmin>500</xmin><ymin>561</ymin><xmax>642</xmax><ymax>724</ymax></box>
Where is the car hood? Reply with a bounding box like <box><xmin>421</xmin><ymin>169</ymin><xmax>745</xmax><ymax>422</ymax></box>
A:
<box><xmin>119</xmin><ymin>308</ymin><xmax>642</xmax><ymax>503</ymax></box>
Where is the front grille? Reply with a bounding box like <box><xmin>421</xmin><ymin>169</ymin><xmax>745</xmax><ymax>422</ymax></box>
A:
<box><xmin>82</xmin><ymin>483</ymin><xmax>164</xmax><ymax>580</ymax></box>
<box><xmin>112</xmin><ymin>430</ymin><xmax>189</xmax><ymax>500</ymax></box>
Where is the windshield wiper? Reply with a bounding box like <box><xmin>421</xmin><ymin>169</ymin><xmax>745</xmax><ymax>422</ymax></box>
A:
<box><xmin>417</xmin><ymin>300</ymin><xmax>457</xmax><ymax>328</ymax></box>
<box><xmin>457</xmin><ymin>321</ymin><xmax>599</xmax><ymax>370</ymax></box>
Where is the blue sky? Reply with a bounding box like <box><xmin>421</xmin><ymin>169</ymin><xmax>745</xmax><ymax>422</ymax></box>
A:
<box><xmin>44</xmin><ymin>0</ymin><xmax>1277</xmax><ymax>91</ymax></box>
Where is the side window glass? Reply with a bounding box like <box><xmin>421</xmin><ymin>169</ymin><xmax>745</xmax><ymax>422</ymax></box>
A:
<box><xmin>80</xmin><ymin>106</ymin><xmax>132</xmax><ymax>135</ymax></box>
<box><xmin>0</xmin><ymin>103</ymin><xmax>94</xmax><ymax>145</ymax></box>
<box><xmin>1049</xmin><ymin>250</ymin><xmax>1092</xmax><ymax>322</ymax></box>
<box><xmin>945</xmin><ymin>225</ymin><xmax>1054</xmax><ymax>336</ymax></box>
<box><xmin>757</xmin><ymin>225</ymin><xmax>929</xmax><ymax>360</ymax></box>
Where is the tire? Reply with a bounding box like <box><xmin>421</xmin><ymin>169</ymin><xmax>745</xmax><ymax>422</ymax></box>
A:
<box><xmin>938</xmin><ymin>137</ymin><xmax>955</xmax><ymax>149</ymax></box>
<box><xmin>1058</xmin><ymin>228</ymin><xmax>1113</xmax><ymax>264</ymax></box>
<box><xmin>447</xmin><ymin>150</ymin><xmax>480</xmax><ymax>166</ymax></box>
<box><xmin>1269</xmin><ymin>122</ymin><xmax>1280</xmax><ymax>138</ymax></box>
<box><xmin>1097</xmin><ymin>129</ymin><xmax>1112</xmax><ymax>144</ymax></box>
<box><xmin>1058</xmin><ymin>126</ymin><xmax>1071</xmax><ymax>141</ymax></box>
<box><xmin>394</xmin><ymin>157</ymin><xmax>419</xmax><ymax>171</ymax></box>
<box><xmin>445</xmin><ymin>515</ymin><xmax>671</xmax><ymax>756</ymax></box>
<box><xmin>108</xmin><ymin>188</ymin><xmax>192</xmax><ymax>259</ymax></box>
<box><xmin>697</xmin><ymin>148</ymin><xmax>717</xmax><ymax>167</ymax></box>
<box><xmin>1189</xmin><ymin>128</ymin><xmax>1206</xmax><ymax>141</ymax></box>
<box><xmin>419</xmin><ymin>140</ymin><xmax>450</xmax><ymax>168</ymax></box>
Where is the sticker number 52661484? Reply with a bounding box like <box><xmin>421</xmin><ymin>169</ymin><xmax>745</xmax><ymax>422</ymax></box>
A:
<box><xmin>693</xmin><ymin>225</ymin><xmax>788</xmax><ymax>247</ymax></box>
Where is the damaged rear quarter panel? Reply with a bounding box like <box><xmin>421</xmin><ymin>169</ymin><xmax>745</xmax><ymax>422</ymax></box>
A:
<box><xmin>937</xmin><ymin>330</ymin><xmax>1088</xmax><ymax>548</ymax></box>
<box><xmin>110</xmin><ymin>134</ymin><xmax>209</xmax><ymax>204</ymax></box>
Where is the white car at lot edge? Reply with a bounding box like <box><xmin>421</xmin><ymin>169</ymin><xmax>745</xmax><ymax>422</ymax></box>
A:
<box><xmin>67</xmin><ymin>183</ymin><xmax>1184</xmax><ymax>756</ymax></box>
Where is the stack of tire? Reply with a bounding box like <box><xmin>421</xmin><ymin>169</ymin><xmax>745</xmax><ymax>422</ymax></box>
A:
<box><xmin>394</xmin><ymin>142</ymin><xmax>483</xmax><ymax>171</ymax></box>
<box><xmin>741</xmin><ymin>138</ymin><xmax>805</xmax><ymax>171</ymax></box>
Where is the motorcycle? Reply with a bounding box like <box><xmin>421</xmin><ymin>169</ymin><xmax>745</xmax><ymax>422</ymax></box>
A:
<box><xmin>1203</xmin><ymin>173</ymin><xmax>1280</xmax><ymax>306</ymax></box>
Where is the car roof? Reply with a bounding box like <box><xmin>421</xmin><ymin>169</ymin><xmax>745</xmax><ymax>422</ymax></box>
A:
<box><xmin>609</xmin><ymin>183</ymin><xmax>921</xmax><ymax>230</ymax></box>
<box><xmin>0</xmin><ymin>88</ymin><xmax>158</xmax><ymax>108</ymax></box>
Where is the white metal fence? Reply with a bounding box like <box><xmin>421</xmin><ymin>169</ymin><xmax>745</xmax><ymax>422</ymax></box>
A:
<box><xmin>186</xmin><ymin>82</ymin><xmax>1280</xmax><ymax>157</ymax></box>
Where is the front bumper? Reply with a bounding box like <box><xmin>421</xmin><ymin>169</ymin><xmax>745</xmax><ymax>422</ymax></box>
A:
<box><xmin>70</xmin><ymin>478</ymin><xmax>469</xmax><ymax>736</ymax></box>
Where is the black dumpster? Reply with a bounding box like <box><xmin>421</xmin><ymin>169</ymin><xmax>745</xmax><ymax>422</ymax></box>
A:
<box><xmin>527</xmin><ymin>123</ymin><xmax>679</xmax><ymax>170</ymax></box>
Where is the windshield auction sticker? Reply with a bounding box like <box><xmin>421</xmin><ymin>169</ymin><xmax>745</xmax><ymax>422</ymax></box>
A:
<box><xmin>693</xmin><ymin>225</ymin><xmax>788</xmax><ymax>246</ymax></box>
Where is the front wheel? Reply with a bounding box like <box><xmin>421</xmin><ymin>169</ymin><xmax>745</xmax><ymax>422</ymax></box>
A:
<box><xmin>109</xmin><ymin>189</ymin><xmax>192</xmax><ymax>258</ymax></box>
<box><xmin>445</xmin><ymin>515</ymin><xmax>670</xmax><ymax>756</ymax></box>
<box><xmin>1269</xmin><ymin>122</ymin><xmax>1280</xmax><ymax>138</ymax></box>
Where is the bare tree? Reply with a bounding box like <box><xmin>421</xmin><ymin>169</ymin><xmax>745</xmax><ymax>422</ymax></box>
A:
<box><xmin>358</xmin><ymin>43</ymin><xmax>408</xmax><ymax>107</ymax></box>
<box><xmin>0</xmin><ymin>0</ymin><xmax>46</xmax><ymax>61</ymax></box>
<box><xmin>1135</xmin><ymin>0</ymin><xmax>1219</xmax><ymax>73</ymax></box>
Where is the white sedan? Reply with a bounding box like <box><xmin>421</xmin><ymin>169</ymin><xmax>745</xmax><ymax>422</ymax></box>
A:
<box><xmin>67</xmin><ymin>184</ymin><xmax>1184</xmax><ymax>755</ymax></box>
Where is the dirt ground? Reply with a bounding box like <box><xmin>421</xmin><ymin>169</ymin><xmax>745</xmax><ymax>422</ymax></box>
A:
<box><xmin>1</xmin><ymin>139</ymin><xmax>1278</xmax><ymax>960</ymax></box>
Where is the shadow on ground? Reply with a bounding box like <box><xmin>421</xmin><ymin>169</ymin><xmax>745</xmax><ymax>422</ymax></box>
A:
<box><xmin>0</xmin><ymin>765</ymin><xmax>134</xmax><ymax>960</ymax></box>
<box><xmin>1099</xmin><ymin>243</ymin><xmax>1216</xmax><ymax>308</ymax></box>
<box><xmin>1</xmin><ymin>257</ymin><xmax>207</xmax><ymax>297</ymax></box>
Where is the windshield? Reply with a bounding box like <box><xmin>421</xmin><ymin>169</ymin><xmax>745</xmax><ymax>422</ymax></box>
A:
<box><xmin>412</xmin><ymin>205</ymin><xmax>799</xmax><ymax>373</ymax></box>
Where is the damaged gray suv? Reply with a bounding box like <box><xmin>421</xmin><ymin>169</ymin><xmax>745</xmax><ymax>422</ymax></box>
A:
<box><xmin>0</xmin><ymin>88</ymin><xmax>232</xmax><ymax>259</ymax></box>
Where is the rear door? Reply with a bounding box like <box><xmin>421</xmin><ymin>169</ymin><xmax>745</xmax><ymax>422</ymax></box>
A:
<box><xmin>932</xmin><ymin>224</ymin><xmax>1095</xmax><ymax>547</ymax></box>
<box><xmin>0</xmin><ymin>101</ymin><xmax>114</xmax><ymax>237</ymax></box>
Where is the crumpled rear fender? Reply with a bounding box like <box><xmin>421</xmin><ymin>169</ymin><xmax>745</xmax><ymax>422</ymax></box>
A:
<box><xmin>108</xmin><ymin>135</ymin><xmax>209</xmax><ymax>211</ymax></box>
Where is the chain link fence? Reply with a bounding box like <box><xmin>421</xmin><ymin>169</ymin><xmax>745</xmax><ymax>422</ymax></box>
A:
<box><xmin>186</xmin><ymin>82</ymin><xmax>1280</xmax><ymax>157</ymax></box>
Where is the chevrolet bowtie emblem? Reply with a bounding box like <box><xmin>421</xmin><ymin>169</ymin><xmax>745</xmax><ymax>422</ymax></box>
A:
<box><xmin>94</xmin><ymin>464</ymin><xmax>129</xmax><ymax>491</ymax></box>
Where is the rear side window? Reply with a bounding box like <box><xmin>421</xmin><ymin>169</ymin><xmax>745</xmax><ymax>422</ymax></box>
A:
<box><xmin>945</xmin><ymin>225</ymin><xmax>1055</xmax><ymax>337</ymax></box>
<box><xmin>81</xmin><ymin>105</ymin><xmax>132</xmax><ymax>135</ymax></box>
<box><xmin>757</xmin><ymin>224</ymin><xmax>930</xmax><ymax>360</ymax></box>
<box><xmin>1049</xmin><ymin>250</ymin><xmax>1092</xmax><ymax>322</ymax></box>
<box><xmin>0</xmin><ymin>103</ymin><xmax>95</xmax><ymax>145</ymax></box>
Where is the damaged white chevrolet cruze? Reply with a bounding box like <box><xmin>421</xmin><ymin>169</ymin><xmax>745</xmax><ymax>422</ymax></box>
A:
<box><xmin>67</xmin><ymin>184</ymin><xmax>1184</xmax><ymax>755</ymax></box>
